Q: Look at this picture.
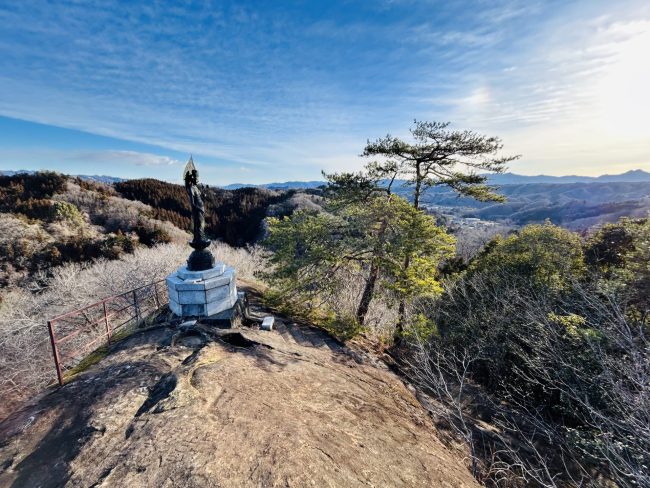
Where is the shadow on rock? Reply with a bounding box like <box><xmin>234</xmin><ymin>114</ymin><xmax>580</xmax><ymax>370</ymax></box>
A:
<box><xmin>7</xmin><ymin>360</ymin><xmax>164</xmax><ymax>488</ymax></box>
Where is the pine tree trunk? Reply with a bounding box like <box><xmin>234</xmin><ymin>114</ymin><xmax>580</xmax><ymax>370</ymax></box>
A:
<box><xmin>394</xmin><ymin>299</ymin><xmax>406</xmax><ymax>344</ymax></box>
<box><xmin>356</xmin><ymin>214</ymin><xmax>390</xmax><ymax>326</ymax></box>
<box><xmin>413</xmin><ymin>160</ymin><xmax>422</xmax><ymax>210</ymax></box>
<box><xmin>356</xmin><ymin>259</ymin><xmax>379</xmax><ymax>325</ymax></box>
<box><xmin>395</xmin><ymin>253</ymin><xmax>410</xmax><ymax>341</ymax></box>
<box><xmin>395</xmin><ymin>162</ymin><xmax>422</xmax><ymax>339</ymax></box>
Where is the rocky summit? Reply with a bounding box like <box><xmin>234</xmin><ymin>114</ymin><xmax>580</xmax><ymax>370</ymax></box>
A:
<box><xmin>0</xmin><ymin>307</ymin><xmax>477</xmax><ymax>487</ymax></box>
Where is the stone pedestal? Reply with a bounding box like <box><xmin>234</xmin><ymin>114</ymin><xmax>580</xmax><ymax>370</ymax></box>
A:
<box><xmin>166</xmin><ymin>262</ymin><xmax>238</xmax><ymax>318</ymax></box>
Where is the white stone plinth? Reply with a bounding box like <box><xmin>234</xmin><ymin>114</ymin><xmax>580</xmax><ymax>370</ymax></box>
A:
<box><xmin>261</xmin><ymin>316</ymin><xmax>274</xmax><ymax>331</ymax></box>
<box><xmin>166</xmin><ymin>263</ymin><xmax>237</xmax><ymax>318</ymax></box>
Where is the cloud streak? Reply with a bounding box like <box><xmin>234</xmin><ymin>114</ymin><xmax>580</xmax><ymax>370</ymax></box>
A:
<box><xmin>0</xmin><ymin>0</ymin><xmax>648</xmax><ymax>182</ymax></box>
<box><xmin>68</xmin><ymin>150</ymin><xmax>181</xmax><ymax>167</ymax></box>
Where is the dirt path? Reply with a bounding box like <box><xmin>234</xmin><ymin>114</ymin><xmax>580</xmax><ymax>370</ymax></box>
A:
<box><xmin>0</xmin><ymin>304</ymin><xmax>477</xmax><ymax>487</ymax></box>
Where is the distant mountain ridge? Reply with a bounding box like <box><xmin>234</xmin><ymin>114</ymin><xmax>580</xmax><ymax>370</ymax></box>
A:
<box><xmin>0</xmin><ymin>170</ymin><xmax>125</xmax><ymax>184</ymax></box>
<box><xmin>3</xmin><ymin>169</ymin><xmax>648</xmax><ymax>189</ymax></box>
<box><xmin>221</xmin><ymin>169</ymin><xmax>650</xmax><ymax>189</ymax></box>
<box><xmin>486</xmin><ymin>169</ymin><xmax>650</xmax><ymax>185</ymax></box>
<box><xmin>222</xmin><ymin>180</ymin><xmax>326</xmax><ymax>190</ymax></box>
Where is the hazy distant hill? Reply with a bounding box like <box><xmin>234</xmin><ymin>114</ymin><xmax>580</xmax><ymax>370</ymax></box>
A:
<box><xmin>413</xmin><ymin>181</ymin><xmax>650</xmax><ymax>229</ymax></box>
<box><xmin>221</xmin><ymin>169</ymin><xmax>650</xmax><ymax>190</ymax></box>
<box><xmin>77</xmin><ymin>174</ymin><xmax>126</xmax><ymax>184</ymax></box>
<box><xmin>222</xmin><ymin>180</ymin><xmax>325</xmax><ymax>190</ymax></box>
<box><xmin>3</xmin><ymin>169</ymin><xmax>647</xmax><ymax>230</ymax></box>
<box><xmin>220</xmin><ymin>170</ymin><xmax>650</xmax><ymax>230</ymax></box>
<box><xmin>485</xmin><ymin>169</ymin><xmax>650</xmax><ymax>185</ymax></box>
<box><xmin>0</xmin><ymin>170</ymin><xmax>125</xmax><ymax>184</ymax></box>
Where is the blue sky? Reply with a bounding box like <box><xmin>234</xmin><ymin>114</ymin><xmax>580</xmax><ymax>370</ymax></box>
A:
<box><xmin>1</xmin><ymin>0</ymin><xmax>649</xmax><ymax>185</ymax></box>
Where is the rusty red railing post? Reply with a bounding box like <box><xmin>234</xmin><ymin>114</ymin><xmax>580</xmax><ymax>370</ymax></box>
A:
<box><xmin>103</xmin><ymin>301</ymin><xmax>111</xmax><ymax>345</ymax></box>
<box><xmin>47</xmin><ymin>320</ymin><xmax>64</xmax><ymax>386</ymax></box>
<box><xmin>46</xmin><ymin>280</ymin><xmax>165</xmax><ymax>381</ymax></box>
<box><xmin>133</xmin><ymin>289</ymin><xmax>141</xmax><ymax>323</ymax></box>
<box><xmin>153</xmin><ymin>281</ymin><xmax>160</xmax><ymax>309</ymax></box>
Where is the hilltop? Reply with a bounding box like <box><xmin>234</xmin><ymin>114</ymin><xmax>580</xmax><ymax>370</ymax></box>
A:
<box><xmin>0</xmin><ymin>298</ymin><xmax>477</xmax><ymax>487</ymax></box>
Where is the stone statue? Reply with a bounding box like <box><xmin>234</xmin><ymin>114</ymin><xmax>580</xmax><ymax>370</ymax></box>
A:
<box><xmin>183</xmin><ymin>156</ymin><xmax>215</xmax><ymax>271</ymax></box>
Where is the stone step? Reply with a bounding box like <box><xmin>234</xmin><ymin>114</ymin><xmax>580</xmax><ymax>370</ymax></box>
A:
<box><xmin>283</xmin><ymin>322</ymin><xmax>316</xmax><ymax>348</ymax></box>
<box><xmin>273</xmin><ymin>321</ymin><xmax>294</xmax><ymax>344</ymax></box>
<box><xmin>322</xmin><ymin>335</ymin><xmax>343</xmax><ymax>352</ymax></box>
<box><xmin>296</xmin><ymin>326</ymin><xmax>327</xmax><ymax>349</ymax></box>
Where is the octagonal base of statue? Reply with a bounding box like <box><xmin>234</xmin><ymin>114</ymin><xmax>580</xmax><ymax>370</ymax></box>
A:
<box><xmin>166</xmin><ymin>262</ymin><xmax>238</xmax><ymax>318</ymax></box>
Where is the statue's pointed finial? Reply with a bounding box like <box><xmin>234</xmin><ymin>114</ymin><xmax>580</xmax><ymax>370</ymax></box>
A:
<box><xmin>183</xmin><ymin>155</ymin><xmax>197</xmax><ymax>182</ymax></box>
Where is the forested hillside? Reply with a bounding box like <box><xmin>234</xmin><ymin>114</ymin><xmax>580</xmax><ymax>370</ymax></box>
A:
<box><xmin>0</xmin><ymin>172</ymin><xmax>187</xmax><ymax>287</ymax></box>
<box><xmin>400</xmin><ymin>181</ymin><xmax>650</xmax><ymax>229</ymax></box>
<box><xmin>0</xmin><ymin>172</ymin><xmax>321</xmax><ymax>288</ymax></box>
<box><xmin>115</xmin><ymin>179</ymin><xmax>296</xmax><ymax>246</ymax></box>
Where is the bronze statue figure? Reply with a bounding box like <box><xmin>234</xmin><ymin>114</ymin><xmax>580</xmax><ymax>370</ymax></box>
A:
<box><xmin>183</xmin><ymin>156</ymin><xmax>215</xmax><ymax>271</ymax></box>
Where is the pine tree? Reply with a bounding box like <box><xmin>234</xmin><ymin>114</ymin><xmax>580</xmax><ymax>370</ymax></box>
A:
<box><xmin>361</xmin><ymin>120</ymin><xmax>519</xmax><ymax>332</ymax></box>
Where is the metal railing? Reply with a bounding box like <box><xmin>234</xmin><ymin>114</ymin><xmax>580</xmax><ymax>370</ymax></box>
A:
<box><xmin>47</xmin><ymin>279</ymin><xmax>168</xmax><ymax>385</ymax></box>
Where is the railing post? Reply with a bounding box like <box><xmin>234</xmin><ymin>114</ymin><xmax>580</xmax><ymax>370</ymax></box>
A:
<box><xmin>103</xmin><ymin>301</ymin><xmax>111</xmax><ymax>344</ymax></box>
<box><xmin>47</xmin><ymin>320</ymin><xmax>64</xmax><ymax>386</ymax></box>
<box><xmin>133</xmin><ymin>289</ymin><xmax>141</xmax><ymax>323</ymax></box>
<box><xmin>153</xmin><ymin>281</ymin><xmax>160</xmax><ymax>309</ymax></box>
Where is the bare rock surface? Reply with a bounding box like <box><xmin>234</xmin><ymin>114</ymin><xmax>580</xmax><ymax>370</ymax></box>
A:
<box><xmin>0</xmin><ymin>317</ymin><xmax>477</xmax><ymax>487</ymax></box>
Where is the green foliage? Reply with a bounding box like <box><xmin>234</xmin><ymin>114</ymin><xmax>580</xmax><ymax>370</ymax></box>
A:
<box><xmin>586</xmin><ymin>217</ymin><xmax>650</xmax><ymax>313</ymax></box>
<box><xmin>378</xmin><ymin>197</ymin><xmax>455</xmax><ymax>299</ymax></box>
<box><xmin>423</xmin><ymin>223</ymin><xmax>589</xmax><ymax>397</ymax></box>
<box><xmin>51</xmin><ymin>201</ymin><xmax>84</xmax><ymax>226</ymax></box>
<box><xmin>265</xmin><ymin>209</ymin><xmax>348</xmax><ymax>297</ymax></box>
<box><xmin>469</xmin><ymin>222</ymin><xmax>586</xmax><ymax>291</ymax></box>
<box><xmin>547</xmin><ymin>312</ymin><xmax>603</xmax><ymax>341</ymax></box>
<box><xmin>264</xmin><ymin>191</ymin><xmax>454</xmax><ymax>336</ymax></box>
<box><xmin>362</xmin><ymin>120</ymin><xmax>519</xmax><ymax>205</ymax></box>
<box><xmin>585</xmin><ymin>219</ymin><xmax>637</xmax><ymax>270</ymax></box>
<box><xmin>320</xmin><ymin>311</ymin><xmax>364</xmax><ymax>341</ymax></box>
<box><xmin>402</xmin><ymin>313</ymin><xmax>439</xmax><ymax>342</ymax></box>
<box><xmin>433</xmin><ymin>223</ymin><xmax>589</xmax><ymax>397</ymax></box>
<box><xmin>424</xmin><ymin>216</ymin><xmax>649</xmax><ymax>482</ymax></box>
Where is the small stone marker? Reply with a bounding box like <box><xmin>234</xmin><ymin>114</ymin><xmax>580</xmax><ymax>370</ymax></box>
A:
<box><xmin>260</xmin><ymin>316</ymin><xmax>274</xmax><ymax>331</ymax></box>
<box><xmin>179</xmin><ymin>319</ymin><xmax>197</xmax><ymax>330</ymax></box>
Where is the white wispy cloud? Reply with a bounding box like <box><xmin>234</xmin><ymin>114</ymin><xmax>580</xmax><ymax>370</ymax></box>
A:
<box><xmin>0</xmin><ymin>0</ymin><xmax>648</xmax><ymax>182</ymax></box>
<box><xmin>413</xmin><ymin>2</ymin><xmax>650</xmax><ymax>175</ymax></box>
<box><xmin>68</xmin><ymin>150</ymin><xmax>181</xmax><ymax>166</ymax></box>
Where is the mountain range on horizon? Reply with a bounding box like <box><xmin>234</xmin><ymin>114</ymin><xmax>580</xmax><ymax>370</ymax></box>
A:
<box><xmin>0</xmin><ymin>170</ymin><xmax>125</xmax><ymax>185</ymax></box>
<box><xmin>1</xmin><ymin>168</ymin><xmax>649</xmax><ymax>189</ymax></box>
<box><xmin>221</xmin><ymin>169</ymin><xmax>650</xmax><ymax>190</ymax></box>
